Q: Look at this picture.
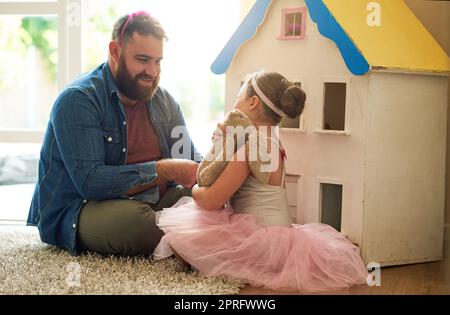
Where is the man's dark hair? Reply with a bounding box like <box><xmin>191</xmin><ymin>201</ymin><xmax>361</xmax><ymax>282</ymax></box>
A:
<box><xmin>112</xmin><ymin>13</ymin><xmax>167</xmax><ymax>46</ymax></box>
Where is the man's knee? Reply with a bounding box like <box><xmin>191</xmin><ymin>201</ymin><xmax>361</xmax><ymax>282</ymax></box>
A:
<box><xmin>123</xmin><ymin>205</ymin><xmax>164</xmax><ymax>254</ymax></box>
<box><xmin>172</xmin><ymin>185</ymin><xmax>192</xmax><ymax>200</ymax></box>
<box><xmin>78</xmin><ymin>200</ymin><xmax>163</xmax><ymax>256</ymax></box>
<box><xmin>152</xmin><ymin>185</ymin><xmax>192</xmax><ymax>211</ymax></box>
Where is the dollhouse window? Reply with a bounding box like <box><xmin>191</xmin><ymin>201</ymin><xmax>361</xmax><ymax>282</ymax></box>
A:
<box><xmin>323</xmin><ymin>82</ymin><xmax>347</xmax><ymax>131</ymax></box>
<box><xmin>320</xmin><ymin>183</ymin><xmax>342</xmax><ymax>232</ymax></box>
<box><xmin>278</xmin><ymin>7</ymin><xmax>306</xmax><ymax>40</ymax></box>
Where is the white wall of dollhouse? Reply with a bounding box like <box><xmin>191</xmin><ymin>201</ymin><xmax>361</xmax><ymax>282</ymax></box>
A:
<box><xmin>214</xmin><ymin>0</ymin><xmax>450</xmax><ymax>266</ymax></box>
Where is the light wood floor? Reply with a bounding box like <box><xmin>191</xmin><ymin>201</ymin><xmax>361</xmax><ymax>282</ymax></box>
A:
<box><xmin>240</xmin><ymin>240</ymin><xmax>450</xmax><ymax>295</ymax></box>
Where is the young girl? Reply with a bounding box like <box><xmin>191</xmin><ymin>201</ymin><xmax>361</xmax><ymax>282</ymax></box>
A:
<box><xmin>154</xmin><ymin>71</ymin><xmax>368</xmax><ymax>292</ymax></box>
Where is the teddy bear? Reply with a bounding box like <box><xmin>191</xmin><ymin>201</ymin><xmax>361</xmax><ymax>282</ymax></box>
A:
<box><xmin>197</xmin><ymin>109</ymin><xmax>273</xmax><ymax>187</ymax></box>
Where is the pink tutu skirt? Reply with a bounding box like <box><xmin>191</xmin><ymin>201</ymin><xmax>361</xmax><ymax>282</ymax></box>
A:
<box><xmin>154</xmin><ymin>197</ymin><xmax>368</xmax><ymax>292</ymax></box>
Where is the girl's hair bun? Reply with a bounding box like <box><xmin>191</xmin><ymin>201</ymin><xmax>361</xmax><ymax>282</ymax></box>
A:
<box><xmin>280</xmin><ymin>82</ymin><xmax>306</xmax><ymax>118</ymax></box>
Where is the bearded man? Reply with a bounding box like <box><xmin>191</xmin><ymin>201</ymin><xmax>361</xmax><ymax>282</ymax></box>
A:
<box><xmin>27</xmin><ymin>12</ymin><xmax>202</xmax><ymax>256</ymax></box>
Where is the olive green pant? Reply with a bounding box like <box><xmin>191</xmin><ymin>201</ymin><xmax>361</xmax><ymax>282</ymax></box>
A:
<box><xmin>77</xmin><ymin>185</ymin><xmax>191</xmax><ymax>256</ymax></box>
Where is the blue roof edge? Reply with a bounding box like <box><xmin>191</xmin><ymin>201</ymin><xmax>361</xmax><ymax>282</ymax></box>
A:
<box><xmin>305</xmin><ymin>0</ymin><xmax>370</xmax><ymax>75</ymax></box>
<box><xmin>211</xmin><ymin>0</ymin><xmax>272</xmax><ymax>75</ymax></box>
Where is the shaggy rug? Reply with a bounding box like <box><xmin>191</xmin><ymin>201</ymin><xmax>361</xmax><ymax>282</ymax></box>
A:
<box><xmin>0</xmin><ymin>227</ymin><xmax>245</xmax><ymax>295</ymax></box>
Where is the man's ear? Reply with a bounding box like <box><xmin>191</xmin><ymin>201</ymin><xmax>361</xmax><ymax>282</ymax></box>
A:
<box><xmin>109</xmin><ymin>40</ymin><xmax>120</xmax><ymax>64</ymax></box>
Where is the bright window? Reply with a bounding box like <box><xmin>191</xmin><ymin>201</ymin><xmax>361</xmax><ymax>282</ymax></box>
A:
<box><xmin>0</xmin><ymin>0</ymin><xmax>82</xmax><ymax>224</ymax></box>
<box><xmin>0</xmin><ymin>15</ymin><xmax>58</xmax><ymax>130</ymax></box>
<box><xmin>0</xmin><ymin>13</ymin><xmax>58</xmax><ymax>224</ymax></box>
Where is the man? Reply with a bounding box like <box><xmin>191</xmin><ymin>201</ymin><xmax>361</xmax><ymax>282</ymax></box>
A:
<box><xmin>27</xmin><ymin>12</ymin><xmax>202</xmax><ymax>256</ymax></box>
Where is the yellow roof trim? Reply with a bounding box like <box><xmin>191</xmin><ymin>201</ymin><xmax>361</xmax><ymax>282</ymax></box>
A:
<box><xmin>322</xmin><ymin>0</ymin><xmax>450</xmax><ymax>73</ymax></box>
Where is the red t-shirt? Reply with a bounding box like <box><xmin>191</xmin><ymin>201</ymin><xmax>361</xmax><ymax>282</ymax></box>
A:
<box><xmin>124</xmin><ymin>101</ymin><xmax>167</xmax><ymax>198</ymax></box>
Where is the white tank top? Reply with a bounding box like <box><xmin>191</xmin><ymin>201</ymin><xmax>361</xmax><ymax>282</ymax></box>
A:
<box><xmin>231</xmin><ymin>137</ymin><xmax>292</xmax><ymax>227</ymax></box>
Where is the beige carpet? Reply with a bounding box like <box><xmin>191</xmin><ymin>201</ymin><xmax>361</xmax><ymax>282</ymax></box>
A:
<box><xmin>0</xmin><ymin>227</ymin><xmax>244</xmax><ymax>295</ymax></box>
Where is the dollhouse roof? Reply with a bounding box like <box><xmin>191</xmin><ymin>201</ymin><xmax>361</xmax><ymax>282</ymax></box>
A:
<box><xmin>211</xmin><ymin>0</ymin><xmax>450</xmax><ymax>76</ymax></box>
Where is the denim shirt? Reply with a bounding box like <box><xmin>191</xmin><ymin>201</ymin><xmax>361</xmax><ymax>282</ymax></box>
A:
<box><xmin>27</xmin><ymin>62</ymin><xmax>202</xmax><ymax>255</ymax></box>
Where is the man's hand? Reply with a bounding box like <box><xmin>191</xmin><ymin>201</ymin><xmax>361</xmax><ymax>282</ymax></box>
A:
<box><xmin>125</xmin><ymin>159</ymin><xmax>198</xmax><ymax>197</ymax></box>
<box><xmin>156</xmin><ymin>159</ymin><xmax>199</xmax><ymax>189</ymax></box>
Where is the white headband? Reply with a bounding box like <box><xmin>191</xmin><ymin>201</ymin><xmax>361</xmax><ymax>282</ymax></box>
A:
<box><xmin>251</xmin><ymin>75</ymin><xmax>286</xmax><ymax>118</ymax></box>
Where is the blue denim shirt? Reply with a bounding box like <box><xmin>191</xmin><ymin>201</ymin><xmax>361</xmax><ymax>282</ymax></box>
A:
<box><xmin>27</xmin><ymin>62</ymin><xmax>202</xmax><ymax>255</ymax></box>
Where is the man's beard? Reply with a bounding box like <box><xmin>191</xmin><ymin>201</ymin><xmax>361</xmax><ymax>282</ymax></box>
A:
<box><xmin>115</xmin><ymin>57</ymin><xmax>159</xmax><ymax>101</ymax></box>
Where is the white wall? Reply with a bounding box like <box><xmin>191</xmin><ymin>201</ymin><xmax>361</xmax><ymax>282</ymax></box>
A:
<box><xmin>363</xmin><ymin>72</ymin><xmax>447</xmax><ymax>265</ymax></box>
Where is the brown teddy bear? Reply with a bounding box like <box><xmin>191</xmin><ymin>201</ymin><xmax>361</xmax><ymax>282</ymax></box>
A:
<box><xmin>197</xmin><ymin>109</ymin><xmax>273</xmax><ymax>187</ymax></box>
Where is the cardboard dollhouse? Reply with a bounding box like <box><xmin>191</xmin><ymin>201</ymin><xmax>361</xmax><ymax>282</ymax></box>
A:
<box><xmin>211</xmin><ymin>0</ymin><xmax>450</xmax><ymax>266</ymax></box>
